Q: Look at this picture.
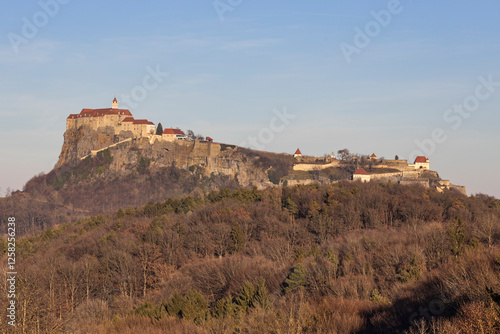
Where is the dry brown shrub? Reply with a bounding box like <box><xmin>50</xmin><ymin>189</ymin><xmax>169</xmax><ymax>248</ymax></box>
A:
<box><xmin>307</xmin><ymin>296</ymin><xmax>371</xmax><ymax>334</ymax></box>
<box><xmin>438</xmin><ymin>250</ymin><xmax>499</xmax><ymax>302</ymax></box>
<box><xmin>331</xmin><ymin>275</ymin><xmax>376</xmax><ymax>300</ymax></box>
<box><xmin>271</xmin><ymin>289</ymin><xmax>313</xmax><ymax>334</ymax></box>
<box><xmin>107</xmin><ymin>295</ymin><xmax>135</xmax><ymax>316</ymax></box>
<box><xmin>106</xmin><ymin>315</ymin><xmax>209</xmax><ymax>334</ymax></box>
<box><xmin>240</xmin><ymin>307</ymin><xmax>279</xmax><ymax>334</ymax></box>
<box><xmin>258</xmin><ymin>236</ymin><xmax>292</xmax><ymax>266</ymax></box>
<box><xmin>157</xmin><ymin>254</ymin><xmax>285</xmax><ymax>306</ymax></box>
<box><xmin>408</xmin><ymin>301</ymin><xmax>500</xmax><ymax>334</ymax></box>
<box><xmin>65</xmin><ymin>299</ymin><xmax>110</xmax><ymax>333</ymax></box>
<box><xmin>427</xmin><ymin>317</ymin><xmax>460</xmax><ymax>334</ymax></box>
<box><xmin>454</xmin><ymin>301</ymin><xmax>500</xmax><ymax>334</ymax></box>
<box><xmin>205</xmin><ymin>315</ymin><xmax>242</xmax><ymax>334</ymax></box>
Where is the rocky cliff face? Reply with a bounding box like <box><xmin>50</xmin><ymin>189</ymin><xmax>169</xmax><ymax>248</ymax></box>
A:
<box><xmin>56</xmin><ymin>126</ymin><xmax>466</xmax><ymax>195</ymax></box>
<box><xmin>57</xmin><ymin>126</ymin><xmax>134</xmax><ymax>168</ymax></box>
<box><xmin>56</xmin><ymin>126</ymin><xmax>283</xmax><ymax>189</ymax></box>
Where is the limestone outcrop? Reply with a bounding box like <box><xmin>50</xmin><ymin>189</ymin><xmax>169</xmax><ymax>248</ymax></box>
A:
<box><xmin>57</xmin><ymin>126</ymin><xmax>134</xmax><ymax>168</ymax></box>
<box><xmin>56</xmin><ymin>125</ymin><xmax>278</xmax><ymax>189</ymax></box>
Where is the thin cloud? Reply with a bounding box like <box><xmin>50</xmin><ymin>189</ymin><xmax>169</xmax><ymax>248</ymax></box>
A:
<box><xmin>0</xmin><ymin>39</ymin><xmax>59</xmax><ymax>64</ymax></box>
<box><xmin>220</xmin><ymin>38</ymin><xmax>280</xmax><ymax>50</ymax></box>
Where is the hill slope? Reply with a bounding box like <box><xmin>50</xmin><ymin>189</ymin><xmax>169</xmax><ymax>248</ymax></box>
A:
<box><xmin>1</xmin><ymin>125</ymin><xmax>461</xmax><ymax>237</ymax></box>
<box><xmin>0</xmin><ymin>126</ymin><xmax>294</xmax><ymax>235</ymax></box>
<box><xmin>1</xmin><ymin>183</ymin><xmax>499</xmax><ymax>333</ymax></box>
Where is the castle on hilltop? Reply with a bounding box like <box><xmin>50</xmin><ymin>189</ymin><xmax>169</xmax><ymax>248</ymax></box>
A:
<box><xmin>66</xmin><ymin>98</ymin><xmax>156</xmax><ymax>138</ymax></box>
<box><xmin>66</xmin><ymin>98</ymin><xmax>194</xmax><ymax>142</ymax></box>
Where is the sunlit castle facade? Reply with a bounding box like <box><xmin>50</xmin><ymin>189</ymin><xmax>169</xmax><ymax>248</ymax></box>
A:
<box><xmin>412</xmin><ymin>156</ymin><xmax>430</xmax><ymax>170</ymax></box>
<box><xmin>353</xmin><ymin>168</ymin><xmax>371</xmax><ymax>182</ymax></box>
<box><xmin>66</xmin><ymin>98</ymin><xmax>156</xmax><ymax>138</ymax></box>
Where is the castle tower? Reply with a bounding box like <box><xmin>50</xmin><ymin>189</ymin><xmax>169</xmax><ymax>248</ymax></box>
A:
<box><xmin>112</xmin><ymin>97</ymin><xmax>118</xmax><ymax>109</ymax></box>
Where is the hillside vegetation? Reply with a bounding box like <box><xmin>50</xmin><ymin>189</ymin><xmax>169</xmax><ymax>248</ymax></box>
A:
<box><xmin>1</xmin><ymin>182</ymin><xmax>500</xmax><ymax>333</ymax></box>
<box><xmin>0</xmin><ymin>150</ymin><xmax>242</xmax><ymax>236</ymax></box>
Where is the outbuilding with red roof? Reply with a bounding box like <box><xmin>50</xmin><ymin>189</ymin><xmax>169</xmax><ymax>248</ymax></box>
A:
<box><xmin>353</xmin><ymin>168</ymin><xmax>371</xmax><ymax>182</ymax></box>
<box><xmin>162</xmin><ymin>128</ymin><xmax>188</xmax><ymax>141</ymax></box>
<box><xmin>413</xmin><ymin>156</ymin><xmax>430</xmax><ymax>170</ymax></box>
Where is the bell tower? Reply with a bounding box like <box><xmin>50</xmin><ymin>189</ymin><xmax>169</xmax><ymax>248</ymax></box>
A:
<box><xmin>112</xmin><ymin>97</ymin><xmax>118</xmax><ymax>109</ymax></box>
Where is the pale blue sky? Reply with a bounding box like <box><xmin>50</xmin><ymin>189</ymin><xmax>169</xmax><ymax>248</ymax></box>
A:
<box><xmin>1</xmin><ymin>1</ymin><xmax>499</xmax><ymax>197</ymax></box>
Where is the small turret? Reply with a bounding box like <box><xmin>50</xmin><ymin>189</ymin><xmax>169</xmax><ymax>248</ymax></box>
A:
<box><xmin>112</xmin><ymin>97</ymin><xmax>118</xmax><ymax>109</ymax></box>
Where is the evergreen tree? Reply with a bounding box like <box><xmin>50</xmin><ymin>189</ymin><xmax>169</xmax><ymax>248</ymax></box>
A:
<box><xmin>165</xmin><ymin>290</ymin><xmax>208</xmax><ymax>325</ymax></box>
<box><xmin>235</xmin><ymin>282</ymin><xmax>254</xmax><ymax>310</ymax></box>
<box><xmin>284</xmin><ymin>263</ymin><xmax>307</xmax><ymax>293</ymax></box>
<box><xmin>182</xmin><ymin>290</ymin><xmax>208</xmax><ymax>324</ymax></box>
<box><xmin>284</xmin><ymin>197</ymin><xmax>299</xmax><ymax>216</ymax></box>
<box><xmin>326</xmin><ymin>247</ymin><xmax>339</xmax><ymax>279</ymax></box>
<box><xmin>214</xmin><ymin>295</ymin><xmax>241</xmax><ymax>318</ymax></box>
<box><xmin>156</xmin><ymin>122</ymin><xmax>163</xmax><ymax>135</ymax></box>
<box><xmin>165</xmin><ymin>292</ymin><xmax>185</xmax><ymax>317</ymax></box>
<box><xmin>230</xmin><ymin>222</ymin><xmax>245</xmax><ymax>254</ymax></box>
<box><xmin>252</xmin><ymin>278</ymin><xmax>271</xmax><ymax>309</ymax></box>
<box><xmin>448</xmin><ymin>216</ymin><xmax>469</xmax><ymax>256</ymax></box>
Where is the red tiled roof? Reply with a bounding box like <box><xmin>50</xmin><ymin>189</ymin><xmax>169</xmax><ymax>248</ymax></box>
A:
<box><xmin>294</xmin><ymin>148</ymin><xmax>302</xmax><ymax>155</ymax></box>
<box><xmin>67</xmin><ymin>114</ymin><xmax>78</xmax><ymax>119</ymax></box>
<box><xmin>206</xmin><ymin>136</ymin><xmax>213</xmax><ymax>141</ymax></box>
<box><xmin>414</xmin><ymin>156</ymin><xmax>429</xmax><ymax>163</ymax></box>
<box><xmin>163</xmin><ymin>128</ymin><xmax>185</xmax><ymax>135</ymax></box>
<box><xmin>370</xmin><ymin>153</ymin><xmax>377</xmax><ymax>158</ymax></box>
<box><xmin>132</xmin><ymin>119</ymin><xmax>155</xmax><ymax>125</ymax></box>
<box><xmin>354</xmin><ymin>168</ymin><xmax>369</xmax><ymax>175</ymax></box>
<box><xmin>121</xmin><ymin>117</ymin><xmax>135</xmax><ymax>122</ymax></box>
<box><xmin>77</xmin><ymin>108</ymin><xmax>132</xmax><ymax>118</ymax></box>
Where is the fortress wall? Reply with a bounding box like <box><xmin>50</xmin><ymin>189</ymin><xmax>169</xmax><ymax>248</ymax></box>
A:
<box><xmin>370</xmin><ymin>172</ymin><xmax>402</xmax><ymax>182</ymax></box>
<box><xmin>450</xmin><ymin>185</ymin><xmax>467</xmax><ymax>196</ymax></box>
<box><xmin>439</xmin><ymin>180</ymin><xmax>451</xmax><ymax>186</ymax></box>
<box><xmin>294</xmin><ymin>156</ymin><xmax>336</xmax><ymax>164</ymax></box>
<box><xmin>373</xmin><ymin>162</ymin><xmax>415</xmax><ymax>172</ymax></box>
<box><xmin>402</xmin><ymin>170</ymin><xmax>422</xmax><ymax>178</ymax></box>
<box><xmin>384</xmin><ymin>159</ymin><xmax>409</xmax><ymax>167</ymax></box>
<box><xmin>293</xmin><ymin>161</ymin><xmax>339</xmax><ymax>171</ymax></box>
<box><xmin>399</xmin><ymin>180</ymin><xmax>430</xmax><ymax>188</ymax></box>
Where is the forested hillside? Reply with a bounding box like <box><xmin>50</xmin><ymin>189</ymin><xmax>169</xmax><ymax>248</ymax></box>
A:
<box><xmin>1</xmin><ymin>182</ymin><xmax>500</xmax><ymax>333</ymax></box>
